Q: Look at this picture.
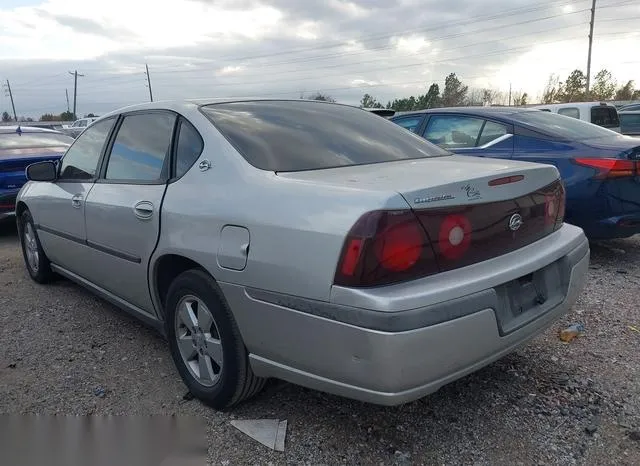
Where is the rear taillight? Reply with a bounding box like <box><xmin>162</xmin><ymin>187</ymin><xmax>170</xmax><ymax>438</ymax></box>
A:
<box><xmin>334</xmin><ymin>181</ymin><xmax>565</xmax><ymax>288</ymax></box>
<box><xmin>334</xmin><ymin>210</ymin><xmax>438</xmax><ymax>287</ymax></box>
<box><xmin>574</xmin><ymin>158</ymin><xmax>637</xmax><ymax>179</ymax></box>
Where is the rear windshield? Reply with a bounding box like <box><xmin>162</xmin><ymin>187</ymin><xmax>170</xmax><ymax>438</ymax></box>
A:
<box><xmin>511</xmin><ymin>111</ymin><xmax>620</xmax><ymax>140</ymax></box>
<box><xmin>590</xmin><ymin>106</ymin><xmax>620</xmax><ymax>128</ymax></box>
<box><xmin>200</xmin><ymin>101</ymin><xmax>449</xmax><ymax>171</ymax></box>
<box><xmin>0</xmin><ymin>132</ymin><xmax>74</xmax><ymax>150</ymax></box>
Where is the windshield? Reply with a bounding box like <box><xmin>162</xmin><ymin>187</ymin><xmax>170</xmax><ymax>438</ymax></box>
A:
<box><xmin>0</xmin><ymin>132</ymin><xmax>74</xmax><ymax>150</ymax></box>
<box><xmin>200</xmin><ymin>100</ymin><xmax>450</xmax><ymax>172</ymax></box>
<box><xmin>511</xmin><ymin>111</ymin><xmax>621</xmax><ymax>140</ymax></box>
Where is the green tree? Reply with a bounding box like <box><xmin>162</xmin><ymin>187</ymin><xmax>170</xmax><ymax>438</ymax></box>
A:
<box><xmin>307</xmin><ymin>92</ymin><xmax>335</xmax><ymax>102</ymax></box>
<box><xmin>418</xmin><ymin>83</ymin><xmax>441</xmax><ymax>109</ymax></box>
<box><xmin>590</xmin><ymin>69</ymin><xmax>616</xmax><ymax>100</ymax></box>
<box><xmin>360</xmin><ymin>93</ymin><xmax>383</xmax><ymax>108</ymax></box>
<box><xmin>441</xmin><ymin>73</ymin><xmax>468</xmax><ymax>107</ymax></box>
<box><xmin>560</xmin><ymin>69</ymin><xmax>587</xmax><ymax>102</ymax></box>
<box><xmin>60</xmin><ymin>111</ymin><xmax>75</xmax><ymax>121</ymax></box>
<box><xmin>2</xmin><ymin>111</ymin><xmax>11</xmax><ymax>122</ymax></box>
<box><xmin>615</xmin><ymin>80</ymin><xmax>636</xmax><ymax>100</ymax></box>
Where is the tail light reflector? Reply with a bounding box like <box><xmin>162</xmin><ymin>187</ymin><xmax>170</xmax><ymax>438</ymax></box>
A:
<box><xmin>574</xmin><ymin>158</ymin><xmax>637</xmax><ymax>179</ymax></box>
<box><xmin>438</xmin><ymin>214</ymin><xmax>472</xmax><ymax>260</ymax></box>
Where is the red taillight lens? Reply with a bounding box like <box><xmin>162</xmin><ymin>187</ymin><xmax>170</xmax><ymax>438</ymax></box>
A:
<box><xmin>574</xmin><ymin>158</ymin><xmax>637</xmax><ymax>179</ymax></box>
<box><xmin>334</xmin><ymin>210</ymin><xmax>438</xmax><ymax>287</ymax></box>
<box><xmin>544</xmin><ymin>181</ymin><xmax>565</xmax><ymax>229</ymax></box>
<box><xmin>373</xmin><ymin>220</ymin><xmax>423</xmax><ymax>272</ymax></box>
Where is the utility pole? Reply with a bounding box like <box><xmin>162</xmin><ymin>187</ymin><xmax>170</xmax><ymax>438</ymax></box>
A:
<box><xmin>4</xmin><ymin>80</ymin><xmax>17</xmax><ymax>121</ymax></box>
<box><xmin>65</xmin><ymin>89</ymin><xmax>70</xmax><ymax>113</ymax></box>
<box><xmin>144</xmin><ymin>64</ymin><xmax>153</xmax><ymax>102</ymax></box>
<box><xmin>586</xmin><ymin>0</ymin><xmax>597</xmax><ymax>96</ymax></box>
<box><xmin>68</xmin><ymin>70</ymin><xmax>85</xmax><ymax>120</ymax></box>
<box><xmin>508</xmin><ymin>82</ymin><xmax>512</xmax><ymax>107</ymax></box>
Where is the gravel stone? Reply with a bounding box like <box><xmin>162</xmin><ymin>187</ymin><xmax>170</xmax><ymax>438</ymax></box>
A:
<box><xmin>2</xmin><ymin>221</ymin><xmax>640</xmax><ymax>464</ymax></box>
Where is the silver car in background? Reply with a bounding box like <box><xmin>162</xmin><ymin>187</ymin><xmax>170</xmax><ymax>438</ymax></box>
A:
<box><xmin>16</xmin><ymin>99</ymin><xmax>589</xmax><ymax>409</ymax></box>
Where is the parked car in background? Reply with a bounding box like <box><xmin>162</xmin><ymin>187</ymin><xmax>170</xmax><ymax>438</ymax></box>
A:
<box><xmin>16</xmin><ymin>99</ymin><xmax>588</xmax><ymax>409</ymax></box>
<box><xmin>529</xmin><ymin>102</ymin><xmax>621</xmax><ymax>132</ymax></box>
<box><xmin>61</xmin><ymin>117</ymin><xmax>97</xmax><ymax>138</ymax></box>
<box><xmin>0</xmin><ymin>126</ymin><xmax>73</xmax><ymax>220</ymax></box>
<box><xmin>619</xmin><ymin>110</ymin><xmax>640</xmax><ymax>137</ymax></box>
<box><xmin>390</xmin><ymin>107</ymin><xmax>640</xmax><ymax>239</ymax></box>
<box><xmin>618</xmin><ymin>103</ymin><xmax>640</xmax><ymax>112</ymax></box>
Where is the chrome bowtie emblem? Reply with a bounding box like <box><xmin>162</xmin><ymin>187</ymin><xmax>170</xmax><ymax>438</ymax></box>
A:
<box><xmin>508</xmin><ymin>213</ymin><xmax>523</xmax><ymax>231</ymax></box>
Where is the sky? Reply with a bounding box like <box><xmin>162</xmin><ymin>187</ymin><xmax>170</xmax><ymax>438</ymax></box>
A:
<box><xmin>0</xmin><ymin>0</ymin><xmax>638</xmax><ymax>119</ymax></box>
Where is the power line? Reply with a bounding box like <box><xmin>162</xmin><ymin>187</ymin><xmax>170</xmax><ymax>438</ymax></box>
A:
<box><xmin>75</xmin><ymin>20</ymin><xmax>594</xmax><ymax>93</ymax></box>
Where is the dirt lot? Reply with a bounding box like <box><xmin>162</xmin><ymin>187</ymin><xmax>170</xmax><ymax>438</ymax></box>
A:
<box><xmin>1</xmin><ymin>220</ymin><xmax>639</xmax><ymax>465</ymax></box>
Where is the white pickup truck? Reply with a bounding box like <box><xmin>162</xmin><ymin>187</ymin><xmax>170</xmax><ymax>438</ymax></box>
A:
<box><xmin>61</xmin><ymin>117</ymin><xmax>97</xmax><ymax>138</ymax></box>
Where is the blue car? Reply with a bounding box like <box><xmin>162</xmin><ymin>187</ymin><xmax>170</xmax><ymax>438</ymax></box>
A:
<box><xmin>390</xmin><ymin>107</ymin><xmax>640</xmax><ymax>240</ymax></box>
<box><xmin>1</xmin><ymin>126</ymin><xmax>73</xmax><ymax>221</ymax></box>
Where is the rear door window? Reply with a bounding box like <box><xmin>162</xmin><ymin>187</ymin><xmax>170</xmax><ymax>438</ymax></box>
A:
<box><xmin>422</xmin><ymin>115</ymin><xmax>484</xmax><ymax>148</ymax></box>
<box><xmin>590</xmin><ymin>106</ymin><xmax>620</xmax><ymax>128</ymax></box>
<box><xmin>200</xmin><ymin>101</ymin><xmax>449</xmax><ymax>172</ymax></box>
<box><xmin>104</xmin><ymin>112</ymin><xmax>176</xmax><ymax>182</ymax></box>
<box><xmin>558</xmin><ymin>107</ymin><xmax>580</xmax><ymax>119</ymax></box>
<box><xmin>392</xmin><ymin>115</ymin><xmax>424</xmax><ymax>133</ymax></box>
<box><xmin>477</xmin><ymin>120</ymin><xmax>509</xmax><ymax>146</ymax></box>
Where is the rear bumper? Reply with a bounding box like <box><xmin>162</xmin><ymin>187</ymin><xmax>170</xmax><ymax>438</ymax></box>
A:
<box><xmin>221</xmin><ymin>224</ymin><xmax>590</xmax><ymax>405</ymax></box>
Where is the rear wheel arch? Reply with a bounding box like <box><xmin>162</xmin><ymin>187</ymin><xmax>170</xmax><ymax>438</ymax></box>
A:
<box><xmin>153</xmin><ymin>254</ymin><xmax>212</xmax><ymax>318</ymax></box>
<box><xmin>15</xmin><ymin>201</ymin><xmax>29</xmax><ymax>226</ymax></box>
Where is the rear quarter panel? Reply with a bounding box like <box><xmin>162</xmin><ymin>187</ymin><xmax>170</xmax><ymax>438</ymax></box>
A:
<box><xmin>151</xmin><ymin>110</ymin><xmax>407</xmax><ymax>306</ymax></box>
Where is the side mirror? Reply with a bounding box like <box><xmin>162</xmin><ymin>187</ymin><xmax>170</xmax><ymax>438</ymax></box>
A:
<box><xmin>26</xmin><ymin>161</ymin><xmax>58</xmax><ymax>182</ymax></box>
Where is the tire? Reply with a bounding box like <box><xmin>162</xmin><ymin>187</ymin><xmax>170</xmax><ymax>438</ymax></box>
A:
<box><xmin>19</xmin><ymin>210</ymin><xmax>55</xmax><ymax>284</ymax></box>
<box><xmin>165</xmin><ymin>269</ymin><xmax>266</xmax><ymax>409</ymax></box>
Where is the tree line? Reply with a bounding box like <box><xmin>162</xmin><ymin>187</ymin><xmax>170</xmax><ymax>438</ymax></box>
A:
<box><xmin>305</xmin><ymin>69</ymin><xmax>638</xmax><ymax>113</ymax></box>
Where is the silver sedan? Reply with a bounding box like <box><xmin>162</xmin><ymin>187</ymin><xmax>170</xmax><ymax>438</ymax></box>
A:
<box><xmin>16</xmin><ymin>99</ymin><xmax>590</xmax><ymax>409</ymax></box>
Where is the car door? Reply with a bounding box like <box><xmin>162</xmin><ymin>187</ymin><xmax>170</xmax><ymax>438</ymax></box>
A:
<box><xmin>33</xmin><ymin>117</ymin><xmax>117</xmax><ymax>277</ymax></box>
<box><xmin>82</xmin><ymin>110</ymin><xmax>177</xmax><ymax>314</ymax></box>
<box><xmin>421</xmin><ymin>114</ymin><xmax>514</xmax><ymax>159</ymax></box>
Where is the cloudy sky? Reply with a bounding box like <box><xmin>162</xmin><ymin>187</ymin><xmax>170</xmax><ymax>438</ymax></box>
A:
<box><xmin>0</xmin><ymin>0</ymin><xmax>638</xmax><ymax>118</ymax></box>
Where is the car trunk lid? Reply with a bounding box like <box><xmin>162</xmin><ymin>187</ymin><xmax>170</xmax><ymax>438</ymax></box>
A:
<box><xmin>279</xmin><ymin>156</ymin><xmax>565</xmax><ymax>274</ymax></box>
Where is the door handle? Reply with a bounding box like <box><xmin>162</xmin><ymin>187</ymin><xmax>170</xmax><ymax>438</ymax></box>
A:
<box><xmin>133</xmin><ymin>201</ymin><xmax>154</xmax><ymax>220</ymax></box>
<box><xmin>71</xmin><ymin>194</ymin><xmax>83</xmax><ymax>208</ymax></box>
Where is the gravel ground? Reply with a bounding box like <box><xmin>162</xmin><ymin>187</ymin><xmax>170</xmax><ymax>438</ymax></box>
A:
<box><xmin>1</xmin><ymin>219</ymin><xmax>639</xmax><ymax>465</ymax></box>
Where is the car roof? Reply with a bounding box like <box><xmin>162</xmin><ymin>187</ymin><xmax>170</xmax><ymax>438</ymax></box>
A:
<box><xmin>391</xmin><ymin>106</ymin><xmax>540</xmax><ymax>118</ymax></box>
<box><xmin>96</xmin><ymin>98</ymin><xmax>362</xmax><ymax>120</ymax></box>
<box><xmin>0</xmin><ymin>125</ymin><xmax>63</xmax><ymax>134</ymax></box>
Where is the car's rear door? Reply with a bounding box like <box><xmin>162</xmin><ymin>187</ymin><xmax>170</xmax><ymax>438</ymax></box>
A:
<box><xmin>32</xmin><ymin>117</ymin><xmax>117</xmax><ymax>277</ymax></box>
<box><xmin>82</xmin><ymin>110</ymin><xmax>177</xmax><ymax>314</ymax></box>
<box><xmin>421</xmin><ymin>113</ymin><xmax>514</xmax><ymax>159</ymax></box>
